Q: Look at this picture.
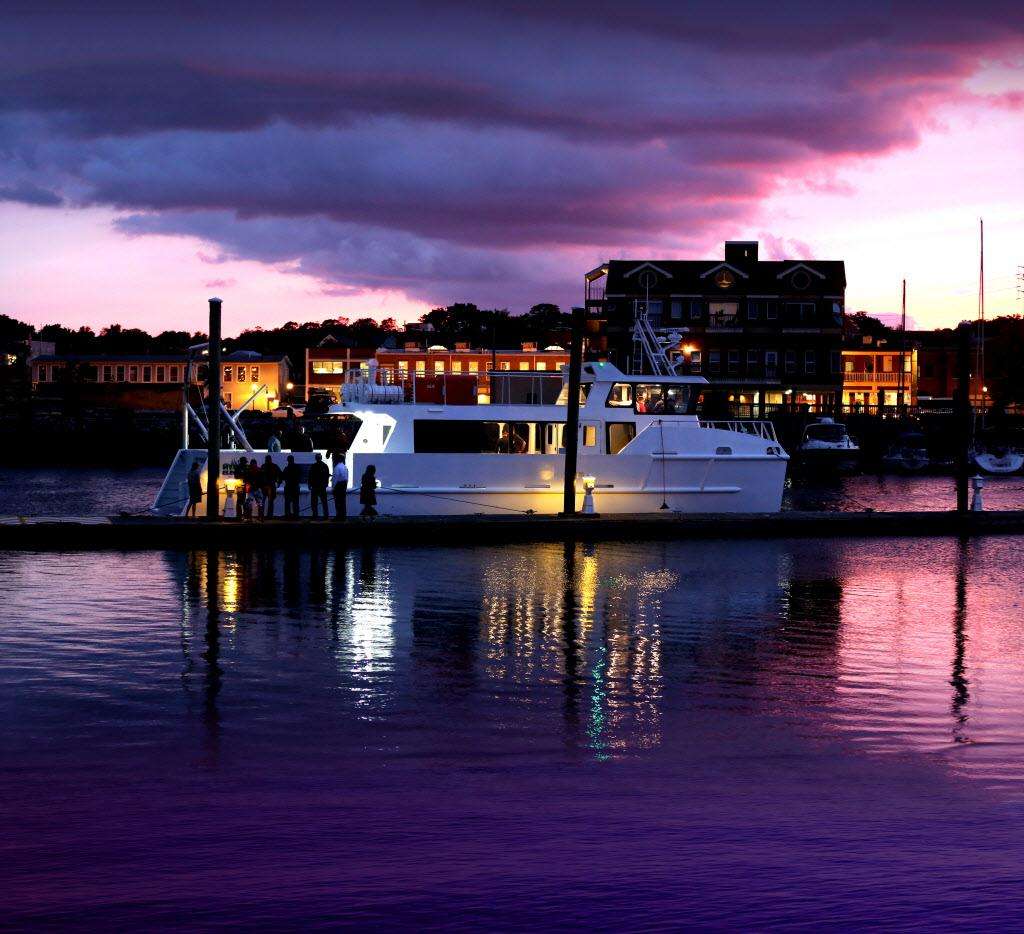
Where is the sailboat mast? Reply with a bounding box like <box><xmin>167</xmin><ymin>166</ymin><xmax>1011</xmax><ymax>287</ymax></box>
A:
<box><xmin>898</xmin><ymin>278</ymin><xmax>906</xmax><ymax>411</ymax></box>
<box><xmin>977</xmin><ymin>218</ymin><xmax>985</xmax><ymax>409</ymax></box>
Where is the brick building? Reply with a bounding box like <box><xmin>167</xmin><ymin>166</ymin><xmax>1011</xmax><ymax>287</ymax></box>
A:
<box><xmin>31</xmin><ymin>351</ymin><xmax>291</xmax><ymax>412</ymax></box>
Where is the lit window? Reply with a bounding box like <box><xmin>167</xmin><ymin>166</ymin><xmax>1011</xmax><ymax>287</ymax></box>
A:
<box><xmin>536</xmin><ymin>362</ymin><xmax>547</xmax><ymax>371</ymax></box>
<box><xmin>434</xmin><ymin>360</ymin><xmax>445</xmax><ymax>373</ymax></box>
<box><xmin>251</xmin><ymin>366</ymin><xmax>260</xmax><ymax>382</ymax></box>
<box><xmin>237</xmin><ymin>366</ymin><xmax>245</xmax><ymax>382</ymax></box>
<box><xmin>500</xmin><ymin>362</ymin><xmax>511</xmax><ymax>371</ymax></box>
<box><xmin>583</xmin><ymin>425</ymin><xmax>597</xmax><ymax>447</ymax></box>
<box><xmin>452</xmin><ymin>361</ymin><xmax>462</xmax><ymax>373</ymax></box>
<box><xmin>468</xmin><ymin>361</ymin><xmax>479</xmax><ymax>373</ymax></box>
<box><xmin>519</xmin><ymin>362</ymin><xmax>529</xmax><ymax>371</ymax></box>
<box><xmin>223</xmin><ymin>366</ymin><xmax>232</xmax><ymax>382</ymax></box>
<box><xmin>415</xmin><ymin>361</ymin><xmax>425</xmax><ymax>374</ymax></box>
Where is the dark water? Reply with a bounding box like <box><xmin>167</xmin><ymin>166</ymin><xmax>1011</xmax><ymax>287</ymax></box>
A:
<box><xmin>3</xmin><ymin>465</ymin><xmax>1024</xmax><ymax>515</ymax></box>
<box><xmin>4</xmin><ymin>539</ymin><xmax>1024</xmax><ymax>927</ymax></box>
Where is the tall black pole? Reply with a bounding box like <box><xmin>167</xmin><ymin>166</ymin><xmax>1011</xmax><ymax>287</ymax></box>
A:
<box><xmin>206</xmin><ymin>297</ymin><xmax>222</xmax><ymax>521</ymax></box>
<box><xmin>562</xmin><ymin>306</ymin><xmax>585</xmax><ymax>515</ymax></box>
<box><xmin>955</xmin><ymin>324</ymin><xmax>971</xmax><ymax>514</ymax></box>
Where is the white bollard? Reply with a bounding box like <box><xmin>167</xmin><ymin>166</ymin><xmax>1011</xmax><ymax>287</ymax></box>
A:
<box><xmin>581</xmin><ymin>475</ymin><xmax>597</xmax><ymax>516</ymax></box>
<box><xmin>971</xmin><ymin>474</ymin><xmax>985</xmax><ymax>512</ymax></box>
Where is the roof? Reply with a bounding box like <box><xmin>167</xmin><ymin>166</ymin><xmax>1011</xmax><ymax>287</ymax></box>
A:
<box><xmin>603</xmin><ymin>257</ymin><xmax>846</xmax><ymax>295</ymax></box>
<box><xmin>32</xmin><ymin>352</ymin><xmax>289</xmax><ymax>363</ymax></box>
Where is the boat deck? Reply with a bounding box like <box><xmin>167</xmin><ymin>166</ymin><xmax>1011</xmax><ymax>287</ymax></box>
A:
<box><xmin>1</xmin><ymin>510</ymin><xmax>1022</xmax><ymax>549</ymax></box>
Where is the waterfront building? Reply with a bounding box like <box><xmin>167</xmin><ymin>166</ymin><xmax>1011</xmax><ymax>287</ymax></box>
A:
<box><xmin>31</xmin><ymin>351</ymin><xmax>291</xmax><ymax>411</ymax></box>
<box><xmin>305</xmin><ymin>344</ymin><xmax>377</xmax><ymax>401</ymax></box>
<box><xmin>584</xmin><ymin>241</ymin><xmax>846</xmax><ymax>415</ymax></box>
<box><xmin>374</xmin><ymin>342</ymin><xmax>570</xmax><ymax>404</ymax></box>
<box><xmin>841</xmin><ymin>345</ymin><xmax>918</xmax><ymax>409</ymax></box>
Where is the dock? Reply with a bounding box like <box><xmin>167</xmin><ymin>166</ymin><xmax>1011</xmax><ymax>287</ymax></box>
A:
<box><xmin>2</xmin><ymin>510</ymin><xmax>1024</xmax><ymax>550</ymax></box>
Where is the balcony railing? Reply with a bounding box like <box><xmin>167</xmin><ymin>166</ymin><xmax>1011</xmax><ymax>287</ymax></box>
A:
<box><xmin>843</xmin><ymin>370</ymin><xmax>908</xmax><ymax>385</ymax></box>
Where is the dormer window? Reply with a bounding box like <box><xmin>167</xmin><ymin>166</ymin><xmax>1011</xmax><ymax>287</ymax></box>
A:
<box><xmin>715</xmin><ymin>268</ymin><xmax>735</xmax><ymax>289</ymax></box>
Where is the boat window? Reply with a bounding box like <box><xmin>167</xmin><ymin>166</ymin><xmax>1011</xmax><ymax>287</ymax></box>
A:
<box><xmin>805</xmin><ymin>424</ymin><xmax>847</xmax><ymax>443</ymax></box>
<box><xmin>607</xmin><ymin>422</ymin><xmax>636</xmax><ymax>455</ymax></box>
<box><xmin>583</xmin><ymin>425</ymin><xmax>597</xmax><ymax>447</ymax></box>
<box><xmin>607</xmin><ymin>383</ymin><xmax>634</xmax><ymax>407</ymax></box>
<box><xmin>715</xmin><ymin>446</ymin><xmax>732</xmax><ymax>456</ymax></box>
<box><xmin>634</xmin><ymin>383</ymin><xmax>695</xmax><ymax>415</ymax></box>
<box><xmin>414</xmin><ymin>420</ymin><xmax>539</xmax><ymax>454</ymax></box>
<box><xmin>555</xmin><ymin>383</ymin><xmax>592</xmax><ymax>405</ymax></box>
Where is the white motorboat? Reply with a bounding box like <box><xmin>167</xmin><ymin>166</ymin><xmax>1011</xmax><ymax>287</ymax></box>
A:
<box><xmin>797</xmin><ymin>417</ymin><xmax>860</xmax><ymax>473</ymax></box>
<box><xmin>154</xmin><ymin>361</ymin><xmax>790</xmax><ymax>516</ymax></box>
<box><xmin>973</xmin><ymin>446</ymin><xmax>1024</xmax><ymax>475</ymax></box>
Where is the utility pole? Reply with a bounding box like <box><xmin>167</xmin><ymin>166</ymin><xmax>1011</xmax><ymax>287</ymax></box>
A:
<box><xmin>206</xmin><ymin>297</ymin><xmax>222</xmax><ymax>521</ymax></box>
<box><xmin>562</xmin><ymin>306</ymin><xmax>585</xmax><ymax>515</ymax></box>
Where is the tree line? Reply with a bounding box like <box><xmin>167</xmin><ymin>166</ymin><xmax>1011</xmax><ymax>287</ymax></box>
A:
<box><xmin>1</xmin><ymin>303</ymin><xmax>572</xmax><ymax>363</ymax></box>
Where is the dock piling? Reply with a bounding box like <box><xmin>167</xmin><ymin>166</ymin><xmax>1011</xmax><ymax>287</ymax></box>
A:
<box><xmin>561</xmin><ymin>306</ymin><xmax>585</xmax><ymax>515</ymax></box>
<box><xmin>207</xmin><ymin>297</ymin><xmax>222</xmax><ymax>521</ymax></box>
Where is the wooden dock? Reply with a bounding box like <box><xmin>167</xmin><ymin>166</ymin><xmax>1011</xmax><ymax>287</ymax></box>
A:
<box><xmin>2</xmin><ymin>510</ymin><xmax>1024</xmax><ymax>550</ymax></box>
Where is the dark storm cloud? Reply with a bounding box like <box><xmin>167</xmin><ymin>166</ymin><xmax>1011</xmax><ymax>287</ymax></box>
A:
<box><xmin>3</xmin><ymin>1</ymin><xmax>1022</xmax><ymax>308</ymax></box>
<box><xmin>0</xmin><ymin>182</ymin><xmax>63</xmax><ymax>207</ymax></box>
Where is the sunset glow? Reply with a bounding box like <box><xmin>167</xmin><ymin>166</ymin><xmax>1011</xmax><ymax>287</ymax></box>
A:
<box><xmin>2</xmin><ymin>4</ymin><xmax>1023</xmax><ymax>334</ymax></box>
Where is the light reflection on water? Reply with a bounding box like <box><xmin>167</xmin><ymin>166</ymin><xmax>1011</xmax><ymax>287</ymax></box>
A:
<box><xmin>4</xmin><ymin>539</ymin><xmax>1024</xmax><ymax>925</ymax></box>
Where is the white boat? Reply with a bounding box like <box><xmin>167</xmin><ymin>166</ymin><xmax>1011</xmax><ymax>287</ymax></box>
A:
<box><xmin>154</xmin><ymin>362</ymin><xmax>790</xmax><ymax>516</ymax></box>
<box><xmin>797</xmin><ymin>417</ymin><xmax>860</xmax><ymax>473</ymax></box>
<box><xmin>973</xmin><ymin>446</ymin><xmax>1024</xmax><ymax>475</ymax></box>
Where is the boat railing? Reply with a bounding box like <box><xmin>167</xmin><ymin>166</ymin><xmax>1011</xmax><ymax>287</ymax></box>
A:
<box><xmin>699</xmin><ymin>419</ymin><xmax>779</xmax><ymax>442</ymax></box>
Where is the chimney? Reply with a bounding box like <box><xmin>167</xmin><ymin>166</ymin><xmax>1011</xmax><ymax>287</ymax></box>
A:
<box><xmin>724</xmin><ymin>241</ymin><xmax>758</xmax><ymax>267</ymax></box>
<box><xmin>521</xmin><ymin>341</ymin><xmax>537</xmax><ymax>352</ymax></box>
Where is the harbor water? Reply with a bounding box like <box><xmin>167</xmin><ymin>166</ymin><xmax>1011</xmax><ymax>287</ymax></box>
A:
<box><xmin>5</xmin><ymin>535</ymin><xmax>1024</xmax><ymax>926</ymax></box>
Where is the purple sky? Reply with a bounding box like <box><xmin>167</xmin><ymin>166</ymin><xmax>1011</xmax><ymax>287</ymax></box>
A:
<box><xmin>2</xmin><ymin>2</ymin><xmax>1023</xmax><ymax>333</ymax></box>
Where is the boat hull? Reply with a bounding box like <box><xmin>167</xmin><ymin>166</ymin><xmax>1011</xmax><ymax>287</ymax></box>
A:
<box><xmin>346</xmin><ymin>452</ymin><xmax>788</xmax><ymax>515</ymax></box>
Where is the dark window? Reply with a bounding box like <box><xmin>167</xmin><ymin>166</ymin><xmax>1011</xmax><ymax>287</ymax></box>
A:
<box><xmin>786</xmin><ymin>302</ymin><xmax>816</xmax><ymax>322</ymax></box>
<box><xmin>689</xmin><ymin>300</ymin><xmax>703</xmax><ymax>320</ymax></box>
<box><xmin>413</xmin><ymin>420</ymin><xmax>534</xmax><ymax>454</ymax></box>
<box><xmin>102</xmin><ymin>365</ymin><xmax>113</xmax><ymax>382</ymax></box>
<box><xmin>784</xmin><ymin>350</ymin><xmax>796</xmax><ymax>374</ymax></box>
<box><xmin>607</xmin><ymin>422</ymin><xmax>637</xmax><ymax>455</ymax></box>
<box><xmin>747</xmin><ymin>301</ymin><xmax>760</xmax><ymax>321</ymax></box>
<box><xmin>156</xmin><ymin>366</ymin><xmax>165</xmax><ymax>382</ymax></box>
<box><xmin>766</xmin><ymin>301</ymin><xmax>779</xmax><ymax>320</ymax></box>
<box><xmin>727</xmin><ymin>350</ymin><xmax>739</xmax><ymax>374</ymax></box>
<box><xmin>142</xmin><ymin>366</ymin><xmax>152</xmax><ymax>383</ymax></box>
<box><xmin>115</xmin><ymin>365</ymin><xmax>125</xmax><ymax>382</ymax></box>
<box><xmin>805</xmin><ymin>350</ymin><xmax>816</xmax><ymax>374</ymax></box>
<box><xmin>690</xmin><ymin>351</ymin><xmax>702</xmax><ymax>374</ymax></box>
<box><xmin>830</xmin><ymin>351</ymin><xmax>841</xmax><ymax>373</ymax></box>
<box><xmin>670</xmin><ymin>300</ymin><xmax>683</xmax><ymax>321</ymax></box>
<box><xmin>708</xmin><ymin>350</ymin><xmax>721</xmax><ymax>374</ymax></box>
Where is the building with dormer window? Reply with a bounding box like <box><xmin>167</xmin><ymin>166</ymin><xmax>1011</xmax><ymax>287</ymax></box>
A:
<box><xmin>584</xmin><ymin>241</ymin><xmax>846</xmax><ymax>415</ymax></box>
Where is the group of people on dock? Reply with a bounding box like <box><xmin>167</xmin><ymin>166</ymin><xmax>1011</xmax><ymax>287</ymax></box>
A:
<box><xmin>186</xmin><ymin>452</ymin><xmax>378</xmax><ymax>520</ymax></box>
